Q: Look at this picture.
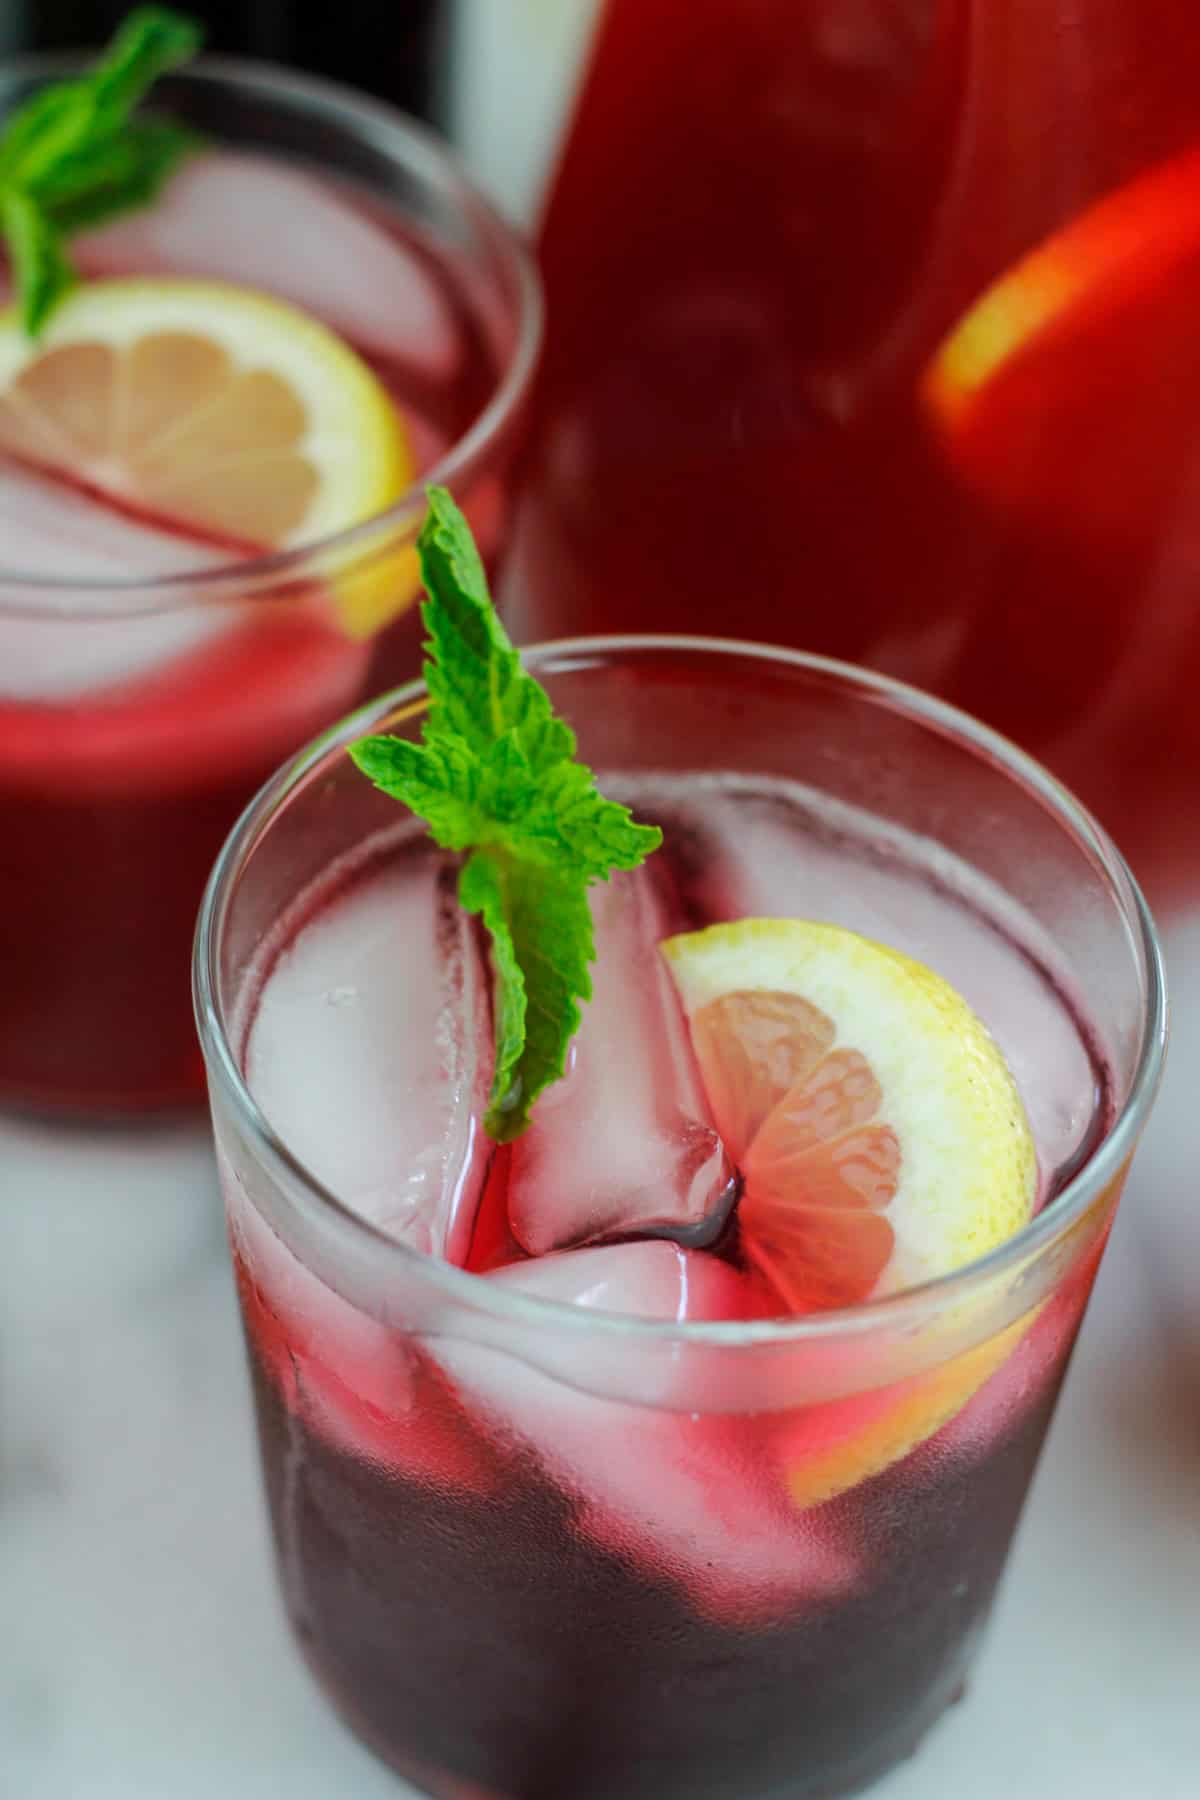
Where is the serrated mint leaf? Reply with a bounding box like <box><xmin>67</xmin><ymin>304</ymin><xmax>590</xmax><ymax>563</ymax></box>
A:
<box><xmin>528</xmin><ymin>762</ymin><xmax>663</xmax><ymax>878</ymax></box>
<box><xmin>351</xmin><ymin>486</ymin><xmax>663</xmax><ymax>1138</ymax></box>
<box><xmin>351</xmin><ymin>735</ymin><xmax>482</xmax><ymax>853</ymax></box>
<box><xmin>419</xmin><ymin>487</ymin><xmax>576</xmax><ymax>772</ymax></box>
<box><xmin>459</xmin><ymin>849</ymin><xmax>593</xmax><ymax>1141</ymax></box>
<box><xmin>457</xmin><ymin>851</ymin><xmax>527</xmax><ymax>1133</ymax></box>
<box><xmin>0</xmin><ymin>8</ymin><xmax>203</xmax><ymax>337</ymax></box>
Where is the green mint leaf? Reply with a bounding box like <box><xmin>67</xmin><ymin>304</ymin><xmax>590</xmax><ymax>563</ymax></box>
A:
<box><xmin>0</xmin><ymin>87</ymin><xmax>96</xmax><ymax>188</ymax></box>
<box><xmin>0</xmin><ymin>12</ymin><xmax>198</xmax><ymax>187</ymax></box>
<box><xmin>2</xmin><ymin>188</ymin><xmax>74</xmax><ymax>336</ymax></box>
<box><xmin>87</xmin><ymin>8</ymin><xmax>203</xmax><ymax>127</ymax></box>
<box><xmin>418</xmin><ymin>487</ymin><xmax>575</xmax><ymax>772</ymax></box>
<box><xmin>352</xmin><ymin>734</ymin><xmax>483</xmax><ymax>854</ymax></box>
<box><xmin>523</xmin><ymin>761</ymin><xmax>665</xmax><ymax>879</ymax></box>
<box><xmin>0</xmin><ymin>9</ymin><xmax>203</xmax><ymax>336</ymax></box>
<box><xmin>456</xmin><ymin>851</ymin><xmax>527</xmax><ymax>1134</ymax></box>
<box><xmin>349</xmin><ymin>486</ymin><xmax>663</xmax><ymax>1138</ymax></box>
<box><xmin>459</xmin><ymin>850</ymin><xmax>593</xmax><ymax>1142</ymax></box>
<box><xmin>38</xmin><ymin>119</ymin><xmax>202</xmax><ymax>234</ymax></box>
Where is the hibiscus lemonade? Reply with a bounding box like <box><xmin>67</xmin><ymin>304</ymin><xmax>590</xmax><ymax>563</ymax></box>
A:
<box><xmin>510</xmin><ymin>0</ymin><xmax>1200</xmax><ymax>904</ymax></box>
<box><xmin>197</xmin><ymin>581</ymin><xmax>1163</xmax><ymax>1795</ymax></box>
<box><xmin>0</xmin><ymin>21</ymin><xmax>538</xmax><ymax>1110</ymax></box>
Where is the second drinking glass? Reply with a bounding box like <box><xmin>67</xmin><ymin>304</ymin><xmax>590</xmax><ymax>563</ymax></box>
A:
<box><xmin>0</xmin><ymin>49</ymin><xmax>540</xmax><ymax>1112</ymax></box>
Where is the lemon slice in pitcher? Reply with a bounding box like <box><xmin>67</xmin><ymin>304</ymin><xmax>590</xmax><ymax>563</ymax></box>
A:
<box><xmin>923</xmin><ymin>148</ymin><xmax>1200</xmax><ymax>542</ymax></box>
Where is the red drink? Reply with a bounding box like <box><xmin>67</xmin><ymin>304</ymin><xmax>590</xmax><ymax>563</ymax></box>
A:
<box><xmin>0</xmin><ymin>57</ymin><xmax>539</xmax><ymax>1112</ymax></box>
<box><xmin>237</xmin><ymin>1238</ymin><xmax>1086</xmax><ymax>1800</ymax></box>
<box><xmin>508</xmin><ymin>0</ymin><xmax>1200</xmax><ymax>904</ymax></box>
<box><xmin>196</xmin><ymin>642</ymin><xmax>1163</xmax><ymax>1799</ymax></box>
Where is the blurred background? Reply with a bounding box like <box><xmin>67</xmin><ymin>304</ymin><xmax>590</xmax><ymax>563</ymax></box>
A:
<box><xmin>1</xmin><ymin>0</ymin><xmax>447</xmax><ymax>115</ymax></box>
<box><xmin>0</xmin><ymin>0</ymin><xmax>603</xmax><ymax>226</ymax></box>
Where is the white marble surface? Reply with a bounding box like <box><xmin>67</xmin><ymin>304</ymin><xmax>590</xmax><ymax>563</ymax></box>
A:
<box><xmin>2</xmin><ymin>928</ymin><xmax>1198</xmax><ymax>1800</ymax></box>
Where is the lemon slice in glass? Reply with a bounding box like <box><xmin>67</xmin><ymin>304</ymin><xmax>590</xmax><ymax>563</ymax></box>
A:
<box><xmin>0</xmin><ymin>277</ymin><xmax>416</xmax><ymax>635</ymax></box>
<box><xmin>662</xmin><ymin>918</ymin><xmax>1039</xmax><ymax>1503</ymax></box>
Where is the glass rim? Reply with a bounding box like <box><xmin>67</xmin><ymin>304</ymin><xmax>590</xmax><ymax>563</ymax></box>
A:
<box><xmin>193</xmin><ymin>634</ymin><xmax>1168</xmax><ymax>1347</ymax></box>
<box><xmin>0</xmin><ymin>50</ymin><xmax>543</xmax><ymax>614</ymax></box>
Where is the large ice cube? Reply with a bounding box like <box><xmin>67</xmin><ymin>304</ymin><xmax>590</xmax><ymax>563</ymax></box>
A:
<box><xmin>507</xmin><ymin>866</ymin><xmax>734</xmax><ymax>1254</ymax></box>
<box><xmin>431</xmin><ymin>1241</ymin><xmax>857</xmax><ymax>1622</ymax></box>
<box><xmin>0</xmin><ymin>462</ymin><xmax>237</xmax><ymax>700</ymax></box>
<box><xmin>76</xmin><ymin>152</ymin><xmax>459</xmax><ymax>378</ymax></box>
<box><xmin>246</xmin><ymin>850</ymin><xmax>493</xmax><ymax>1266</ymax></box>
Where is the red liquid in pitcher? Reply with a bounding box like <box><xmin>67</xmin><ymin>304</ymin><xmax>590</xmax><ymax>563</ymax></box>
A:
<box><xmin>510</xmin><ymin>0</ymin><xmax>1200</xmax><ymax>904</ymax></box>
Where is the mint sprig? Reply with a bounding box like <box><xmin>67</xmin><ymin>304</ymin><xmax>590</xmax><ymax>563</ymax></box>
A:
<box><xmin>0</xmin><ymin>8</ymin><xmax>203</xmax><ymax>336</ymax></box>
<box><xmin>351</xmin><ymin>488</ymin><xmax>662</xmax><ymax>1141</ymax></box>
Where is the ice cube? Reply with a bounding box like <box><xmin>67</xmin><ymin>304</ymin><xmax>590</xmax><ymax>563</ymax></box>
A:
<box><xmin>225</xmin><ymin>1151</ymin><xmax>496</xmax><ymax>1496</ymax></box>
<box><xmin>76</xmin><ymin>152</ymin><xmax>459</xmax><ymax>379</ymax></box>
<box><xmin>507</xmin><ymin>866</ymin><xmax>734</xmax><ymax>1254</ymax></box>
<box><xmin>431</xmin><ymin>1241</ymin><xmax>858</xmax><ymax>1622</ymax></box>
<box><xmin>490</xmin><ymin>1239</ymin><xmax>750</xmax><ymax>1323</ymax></box>
<box><xmin>246</xmin><ymin>851</ymin><xmax>493</xmax><ymax>1267</ymax></box>
<box><xmin>226</xmin><ymin>845</ymin><xmax>500</xmax><ymax>1491</ymax></box>
<box><xmin>0</xmin><ymin>462</ymin><xmax>238</xmax><ymax>701</ymax></box>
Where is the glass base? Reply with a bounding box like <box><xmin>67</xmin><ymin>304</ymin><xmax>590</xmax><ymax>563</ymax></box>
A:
<box><xmin>299</xmin><ymin>1628</ymin><xmax>972</xmax><ymax>1800</ymax></box>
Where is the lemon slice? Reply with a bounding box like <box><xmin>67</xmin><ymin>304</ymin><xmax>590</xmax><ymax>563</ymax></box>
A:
<box><xmin>661</xmin><ymin>918</ymin><xmax>1039</xmax><ymax>1504</ymax></box>
<box><xmin>922</xmin><ymin>147</ymin><xmax>1200</xmax><ymax>542</ymax></box>
<box><xmin>0</xmin><ymin>278</ymin><xmax>416</xmax><ymax>635</ymax></box>
<box><xmin>662</xmin><ymin>918</ymin><xmax>1037</xmax><ymax>1306</ymax></box>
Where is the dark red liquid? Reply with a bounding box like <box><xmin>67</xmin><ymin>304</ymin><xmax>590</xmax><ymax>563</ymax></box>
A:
<box><xmin>236</xmin><ymin>1242</ymin><xmax>1093</xmax><ymax>1800</ymax></box>
<box><xmin>0</xmin><ymin>196</ymin><xmax>520</xmax><ymax>1113</ymax></box>
<box><xmin>509</xmin><ymin>0</ymin><xmax>1200</xmax><ymax>906</ymax></box>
